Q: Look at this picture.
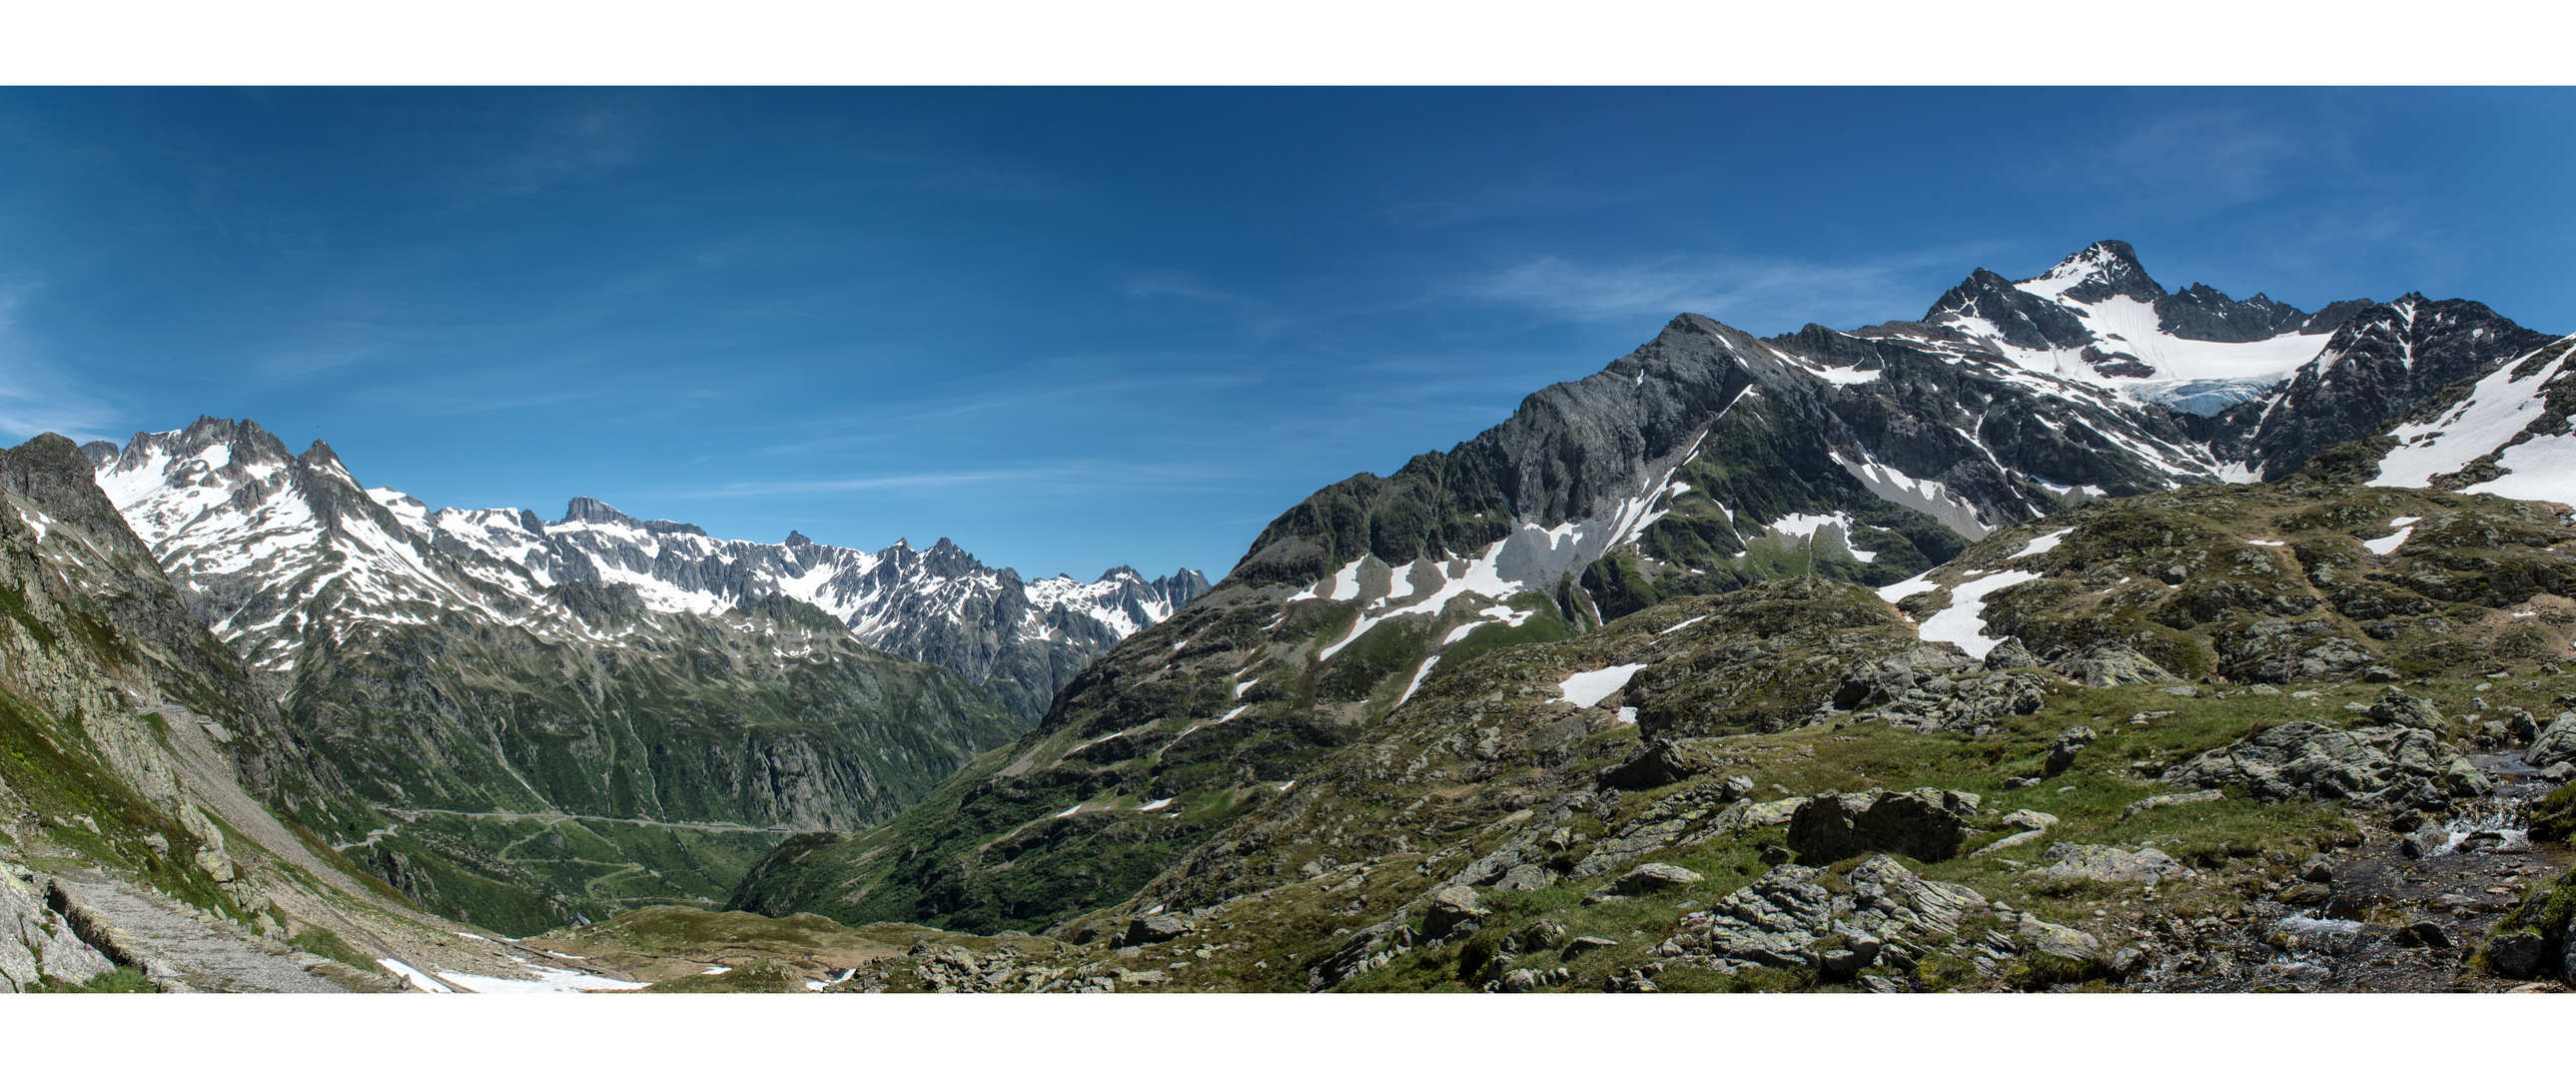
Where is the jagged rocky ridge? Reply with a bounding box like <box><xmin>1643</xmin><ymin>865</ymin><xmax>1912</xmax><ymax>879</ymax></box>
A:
<box><xmin>727</xmin><ymin>241</ymin><xmax>2558</xmax><ymax>939</ymax></box>
<box><xmin>2341</xmin><ymin>334</ymin><xmax>2576</xmax><ymax>507</ymax></box>
<box><xmin>83</xmin><ymin>421</ymin><xmax>1204</xmax><ymax>721</ymax></box>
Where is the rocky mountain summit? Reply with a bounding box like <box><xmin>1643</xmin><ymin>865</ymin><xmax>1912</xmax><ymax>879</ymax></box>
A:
<box><xmin>728</xmin><ymin>242</ymin><xmax>2560</xmax><ymax>942</ymax></box>
<box><xmin>715</xmin><ymin>242</ymin><xmax>2576</xmax><ymax>993</ymax></box>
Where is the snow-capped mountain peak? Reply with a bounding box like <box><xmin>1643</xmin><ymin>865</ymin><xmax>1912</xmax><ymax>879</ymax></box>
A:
<box><xmin>1923</xmin><ymin>240</ymin><xmax>2338</xmax><ymax>415</ymax></box>
<box><xmin>2017</xmin><ymin>239</ymin><xmax>2164</xmax><ymax>305</ymax></box>
<box><xmin>85</xmin><ymin>417</ymin><xmax>1205</xmax><ymax>717</ymax></box>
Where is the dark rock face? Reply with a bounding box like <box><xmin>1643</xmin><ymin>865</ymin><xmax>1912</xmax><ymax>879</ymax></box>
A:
<box><xmin>2203</xmin><ymin>297</ymin><xmax>2557</xmax><ymax>479</ymax></box>
<box><xmin>1786</xmin><ymin>787</ymin><xmax>1982</xmax><ymax>864</ymax></box>
<box><xmin>2156</xmin><ymin>283</ymin><xmax>2316</xmax><ymax>343</ymax></box>
<box><xmin>1924</xmin><ymin>268</ymin><xmax>2098</xmax><ymax>352</ymax></box>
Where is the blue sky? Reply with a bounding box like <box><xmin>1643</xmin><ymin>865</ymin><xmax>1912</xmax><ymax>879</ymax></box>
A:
<box><xmin>1</xmin><ymin>87</ymin><xmax>2569</xmax><ymax>581</ymax></box>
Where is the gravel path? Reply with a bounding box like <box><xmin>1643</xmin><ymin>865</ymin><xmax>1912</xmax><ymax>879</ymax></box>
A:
<box><xmin>48</xmin><ymin>870</ymin><xmax>350</xmax><ymax>993</ymax></box>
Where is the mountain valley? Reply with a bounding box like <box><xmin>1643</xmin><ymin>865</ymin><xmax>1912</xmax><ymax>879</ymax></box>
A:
<box><xmin>15</xmin><ymin>240</ymin><xmax>2576</xmax><ymax>993</ymax></box>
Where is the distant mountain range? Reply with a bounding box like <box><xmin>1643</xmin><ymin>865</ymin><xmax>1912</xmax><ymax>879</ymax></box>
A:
<box><xmin>71</xmin><ymin>417</ymin><xmax>1200</xmax><ymax>929</ymax></box>
<box><xmin>84</xmin><ymin>419</ymin><xmax>1204</xmax><ymax>720</ymax></box>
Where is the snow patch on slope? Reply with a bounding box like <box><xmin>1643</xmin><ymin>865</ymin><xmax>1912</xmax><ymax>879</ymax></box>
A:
<box><xmin>2377</xmin><ymin>340</ymin><xmax>2575</xmax><ymax>504</ymax></box>
<box><xmin>1557</xmin><ymin>663</ymin><xmax>1648</xmax><ymax>708</ymax></box>
<box><xmin>1832</xmin><ymin>448</ymin><xmax>1991</xmax><ymax>540</ymax></box>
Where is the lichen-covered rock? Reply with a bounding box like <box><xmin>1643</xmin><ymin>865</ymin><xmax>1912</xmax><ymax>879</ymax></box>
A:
<box><xmin>2</xmin><ymin>863</ymin><xmax>116</xmax><ymax>992</ymax></box>
<box><xmin>1607</xmin><ymin>862</ymin><xmax>1703</xmax><ymax>896</ymax></box>
<box><xmin>2052</xmin><ymin>644</ymin><xmax>2175</xmax><ymax>687</ymax></box>
<box><xmin>2526</xmin><ymin>713</ymin><xmax>2576</xmax><ymax>770</ymax></box>
<box><xmin>1983</xmin><ymin>636</ymin><xmax>2040</xmax><ymax>671</ymax></box>
<box><xmin>1787</xmin><ymin>787</ymin><xmax>1982</xmax><ymax>864</ymax></box>
<box><xmin>2442</xmin><ymin>758</ymin><xmax>2494</xmax><ymax>800</ymax></box>
<box><xmin>2162</xmin><ymin>720</ymin><xmax>2462</xmax><ymax>803</ymax></box>
<box><xmin>2032</xmin><ymin>842</ymin><xmax>2188</xmax><ymax>884</ymax></box>
<box><xmin>2010</xmin><ymin>912</ymin><xmax>2102</xmax><ymax>961</ymax></box>
<box><xmin>1659</xmin><ymin>856</ymin><xmax>1994</xmax><ymax>980</ymax></box>
<box><xmin>1999</xmin><ymin>809</ymin><xmax>2059</xmax><ymax>831</ymax></box>
<box><xmin>1420</xmin><ymin>885</ymin><xmax>1488</xmax><ymax>940</ymax></box>
<box><xmin>2366</xmin><ymin>690</ymin><xmax>2444</xmax><ymax>730</ymax></box>
<box><xmin>1843</xmin><ymin>854</ymin><xmax>1989</xmax><ymax>936</ymax></box>
<box><xmin>1695</xmin><ymin>865</ymin><xmax>1837</xmax><ymax>968</ymax></box>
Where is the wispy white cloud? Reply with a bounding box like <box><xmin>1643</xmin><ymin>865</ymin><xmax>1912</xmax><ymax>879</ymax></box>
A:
<box><xmin>692</xmin><ymin>470</ymin><xmax>1063</xmax><ymax>496</ymax></box>
<box><xmin>1449</xmin><ymin>246</ymin><xmax>1989</xmax><ymax>334</ymax></box>
<box><xmin>434</xmin><ymin>101</ymin><xmax>652</xmax><ymax>212</ymax></box>
<box><xmin>754</xmin><ymin>358</ymin><xmax>1265</xmax><ymax>458</ymax></box>
<box><xmin>1119</xmin><ymin>271</ymin><xmax>1245</xmax><ymax>305</ymax></box>
<box><xmin>685</xmin><ymin>457</ymin><xmax>1244</xmax><ymax>500</ymax></box>
<box><xmin>2075</xmin><ymin>108</ymin><xmax>2320</xmax><ymax>215</ymax></box>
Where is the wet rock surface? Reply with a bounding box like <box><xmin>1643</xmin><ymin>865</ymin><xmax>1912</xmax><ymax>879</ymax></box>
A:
<box><xmin>2161</xmin><ymin>718</ymin><xmax>2470</xmax><ymax>804</ymax></box>
<box><xmin>2127</xmin><ymin>753</ymin><xmax>2572</xmax><ymax>992</ymax></box>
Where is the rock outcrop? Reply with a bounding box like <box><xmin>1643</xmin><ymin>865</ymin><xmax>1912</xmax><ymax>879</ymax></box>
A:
<box><xmin>1</xmin><ymin>862</ymin><xmax>116</xmax><ymax>992</ymax></box>
<box><xmin>1787</xmin><ymin>788</ymin><xmax>1983</xmax><ymax>864</ymax></box>
<box><xmin>2162</xmin><ymin>721</ymin><xmax>2476</xmax><ymax>805</ymax></box>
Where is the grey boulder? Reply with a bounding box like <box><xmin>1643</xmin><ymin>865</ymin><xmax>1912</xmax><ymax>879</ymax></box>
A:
<box><xmin>1420</xmin><ymin>885</ymin><xmax>1489</xmax><ymax>939</ymax></box>
<box><xmin>1121</xmin><ymin>913</ymin><xmax>1193</xmax><ymax>947</ymax></box>
<box><xmin>1610</xmin><ymin>862</ymin><xmax>1704</xmax><ymax>896</ymax></box>
<box><xmin>2045</xmin><ymin>727</ymin><xmax>2097</xmax><ymax>777</ymax></box>
<box><xmin>2032</xmin><ymin>842</ymin><xmax>2188</xmax><ymax>884</ymax></box>
<box><xmin>2366</xmin><ymin>690</ymin><xmax>2444</xmax><ymax>730</ymax></box>
<box><xmin>2525</xmin><ymin>713</ymin><xmax>2576</xmax><ymax>769</ymax></box>
<box><xmin>2053</xmin><ymin>644</ymin><xmax>2175</xmax><ymax>687</ymax></box>
<box><xmin>2161</xmin><ymin>720</ymin><xmax>2459</xmax><ymax>803</ymax></box>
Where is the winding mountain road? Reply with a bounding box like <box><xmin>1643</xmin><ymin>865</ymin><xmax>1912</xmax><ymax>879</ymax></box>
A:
<box><xmin>372</xmin><ymin>806</ymin><xmax>801</xmax><ymax>835</ymax></box>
